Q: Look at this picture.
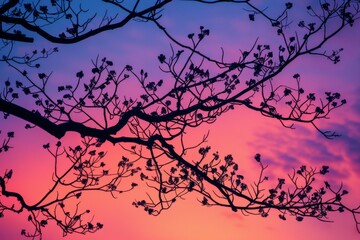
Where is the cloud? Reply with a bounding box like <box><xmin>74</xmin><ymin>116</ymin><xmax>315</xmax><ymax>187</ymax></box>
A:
<box><xmin>329</xmin><ymin>121</ymin><xmax>360</xmax><ymax>171</ymax></box>
<box><xmin>248</xmin><ymin>120</ymin><xmax>355</xmax><ymax>180</ymax></box>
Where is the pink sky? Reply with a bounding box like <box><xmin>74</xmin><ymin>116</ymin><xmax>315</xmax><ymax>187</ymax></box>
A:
<box><xmin>1</xmin><ymin>1</ymin><xmax>360</xmax><ymax>239</ymax></box>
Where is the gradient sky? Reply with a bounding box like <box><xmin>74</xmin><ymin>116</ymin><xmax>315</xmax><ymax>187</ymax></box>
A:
<box><xmin>1</xmin><ymin>1</ymin><xmax>360</xmax><ymax>239</ymax></box>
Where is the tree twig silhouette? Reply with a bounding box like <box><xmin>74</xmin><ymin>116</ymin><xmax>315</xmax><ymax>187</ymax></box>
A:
<box><xmin>0</xmin><ymin>0</ymin><xmax>171</xmax><ymax>43</ymax></box>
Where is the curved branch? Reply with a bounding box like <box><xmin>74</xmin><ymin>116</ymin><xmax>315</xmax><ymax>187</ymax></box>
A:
<box><xmin>0</xmin><ymin>0</ymin><xmax>172</xmax><ymax>43</ymax></box>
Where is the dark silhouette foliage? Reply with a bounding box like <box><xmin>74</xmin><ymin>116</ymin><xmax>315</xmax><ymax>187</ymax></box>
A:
<box><xmin>1</xmin><ymin>0</ymin><xmax>360</xmax><ymax>238</ymax></box>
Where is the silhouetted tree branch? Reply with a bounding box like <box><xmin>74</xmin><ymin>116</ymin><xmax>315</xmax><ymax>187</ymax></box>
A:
<box><xmin>1</xmin><ymin>0</ymin><xmax>360</xmax><ymax>239</ymax></box>
<box><xmin>1</xmin><ymin>137</ymin><xmax>140</xmax><ymax>238</ymax></box>
<box><xmin>0</xmin><ymin>0</ymin><xmax>171</xmax><ymax>43</ymax></box>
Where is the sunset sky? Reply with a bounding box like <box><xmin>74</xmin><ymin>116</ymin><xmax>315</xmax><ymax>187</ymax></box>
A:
<box><xmin>1</xmin><ymin>1</ymin><xmax>360</xmax><ymax>239</ymax></box>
